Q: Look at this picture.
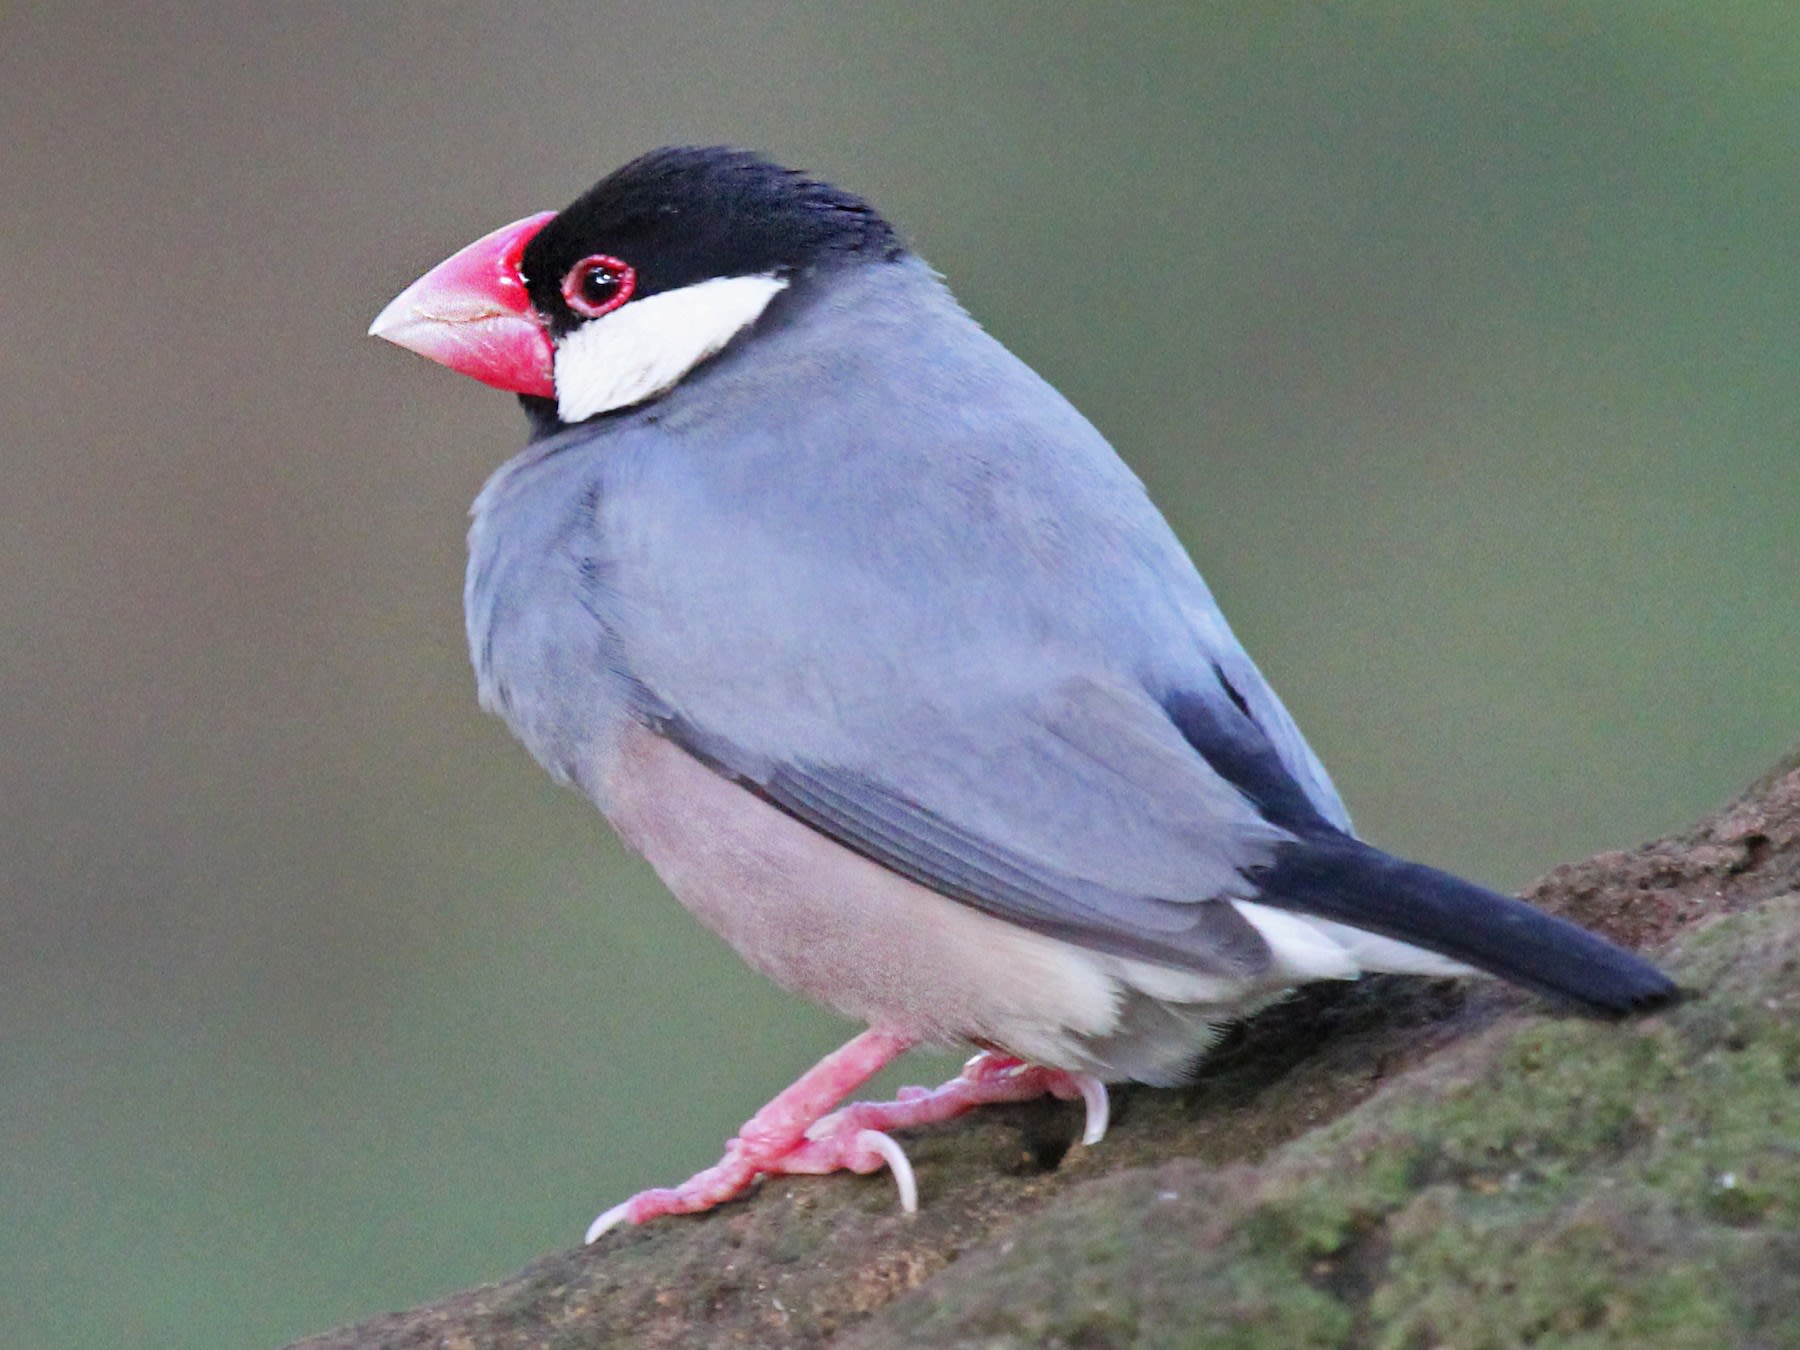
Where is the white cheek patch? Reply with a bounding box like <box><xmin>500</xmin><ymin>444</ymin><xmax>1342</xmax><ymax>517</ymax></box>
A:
<box><xmin>553</xmin><ymin>273</ymin><xmax>789</xmax><ymax>422</ymax></box>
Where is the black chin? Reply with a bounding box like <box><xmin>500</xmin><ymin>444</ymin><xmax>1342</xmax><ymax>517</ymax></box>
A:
<box><xmin>518</xmin><ymin>393</ymin><xmax>564</xmax><ymax>440</ymax></box>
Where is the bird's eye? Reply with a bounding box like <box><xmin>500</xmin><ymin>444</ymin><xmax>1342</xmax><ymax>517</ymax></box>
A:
<box><xmin>561</xmin><ymin>254</ymin><xmax>636</xmax><ymax>318</ymax></box>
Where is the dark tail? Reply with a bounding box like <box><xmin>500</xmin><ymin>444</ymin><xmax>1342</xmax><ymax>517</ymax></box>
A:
<box><xmin>1256</xmin><ymin>834</ymin><xmax>1678</xmax><ymax>1014</ymax></box>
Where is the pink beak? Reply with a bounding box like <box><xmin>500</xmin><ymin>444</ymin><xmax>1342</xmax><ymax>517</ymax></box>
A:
<box><xmin>368</xmin><ymin>211</ymin><xmax>558</xmax><ymax>398</ymax></box>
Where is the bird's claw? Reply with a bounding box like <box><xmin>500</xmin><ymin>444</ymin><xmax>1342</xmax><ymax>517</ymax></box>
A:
<box><xmin>1073</xmin><ymin>1072</ymin><xmax>1109</xmax><ymax>1146</ymax></box>
<box><xmin>854</xmin><ymin>1129</ymin><xmax>917</xmax><ymax>1212</ymax></box>
<box><xmin>581</xmin><ymin>1043</ymin><xmax>1108</xmax><ymax>1244</ymax></box>
<box><xmin>583</xmin><ymin>1199</ymin><xmax>634</xmax><ymax>1245</ymax></box>
<box><xmin>583</xmin><ymin>1122</ymin><xmax>919</xmax><ymax>1243</ymax></box>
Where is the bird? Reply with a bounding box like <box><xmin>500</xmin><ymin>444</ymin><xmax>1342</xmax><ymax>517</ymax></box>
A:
<box><xmin>368</xmin><ymin>146</ymin><xmax>1676</xmax><ymax>1243</ymax></box>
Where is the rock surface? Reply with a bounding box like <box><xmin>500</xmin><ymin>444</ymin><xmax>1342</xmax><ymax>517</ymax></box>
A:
<box><xmin>290</xmin><ymin>750</ymin><xmax>1800</xmax><ymax>1349</ymax></box>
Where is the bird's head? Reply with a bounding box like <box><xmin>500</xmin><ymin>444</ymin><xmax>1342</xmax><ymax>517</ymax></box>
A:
<box><xmin>369</xmin><ymin>146</ymin><xmax>901</xmax><ymax>428</ymax></box>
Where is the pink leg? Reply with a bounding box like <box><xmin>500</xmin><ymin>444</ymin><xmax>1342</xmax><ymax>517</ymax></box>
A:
<box><xmin>586</xmin><ymin>1028</ymin><xmax>914</xmax><ymax>1241</ymax></box>
<box><xmin>586</xmin><ymin>1039</ymin><xmax>1109</xmax><ymax>1243</ymax></box>
<box><xmin>794</xmin><ymin>1051</ymin><xmax>1109</xmax><ymax>1162</ymax></box>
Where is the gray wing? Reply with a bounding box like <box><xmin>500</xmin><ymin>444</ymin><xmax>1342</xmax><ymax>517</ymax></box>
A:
<box><xmin>634</xmin><ymin>670</ymin><xmax>1289</xmax><ymax>976</ymax></box>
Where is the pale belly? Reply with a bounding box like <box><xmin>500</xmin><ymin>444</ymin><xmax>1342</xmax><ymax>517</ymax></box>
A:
<box><xmin>590</xmin><ymin>723</ymin><xmax>1268</xmax><ymax>1084</ymax></box>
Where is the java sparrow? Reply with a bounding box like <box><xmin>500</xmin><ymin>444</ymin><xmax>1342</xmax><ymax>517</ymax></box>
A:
<box><xmin>369</xmin><ymin>146</ymin><xmax>1676</xmax><ymax>1241</ymax></box>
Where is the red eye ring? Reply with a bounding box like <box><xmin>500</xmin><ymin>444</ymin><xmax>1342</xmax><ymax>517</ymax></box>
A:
<box><xmin>561</xmin><ymin>254</ymin><xmax>636</xmax><ymax>318</ymax></box>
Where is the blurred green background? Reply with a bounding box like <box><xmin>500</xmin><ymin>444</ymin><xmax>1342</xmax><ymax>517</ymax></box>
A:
<box><xmin>3</xmin><ymin>5</ymin><xmax>1795</xmax><ymax>1347</ymax></box>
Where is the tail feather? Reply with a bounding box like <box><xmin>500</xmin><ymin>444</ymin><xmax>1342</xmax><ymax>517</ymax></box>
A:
<box><xmin>1255</xmin><ymin>835</ymin><xmax>1678</xmax><ymax>1014</ymax></box>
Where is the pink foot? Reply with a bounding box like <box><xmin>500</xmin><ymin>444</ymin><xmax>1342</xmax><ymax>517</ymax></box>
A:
<box><xmin>585</xmin><ymin>1040</ymin><xmax>1110</xmax><ymax>1243</ymax></box>
<box><xmin>585</xmin><ymin>1028</ymin><xmax>914</xmax><ymax>1242</ymax></box>
<box><xmin>807</xmin><ymin>1051</ymin><xmax>1110</xmax><ymax>1151</ymax></box>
